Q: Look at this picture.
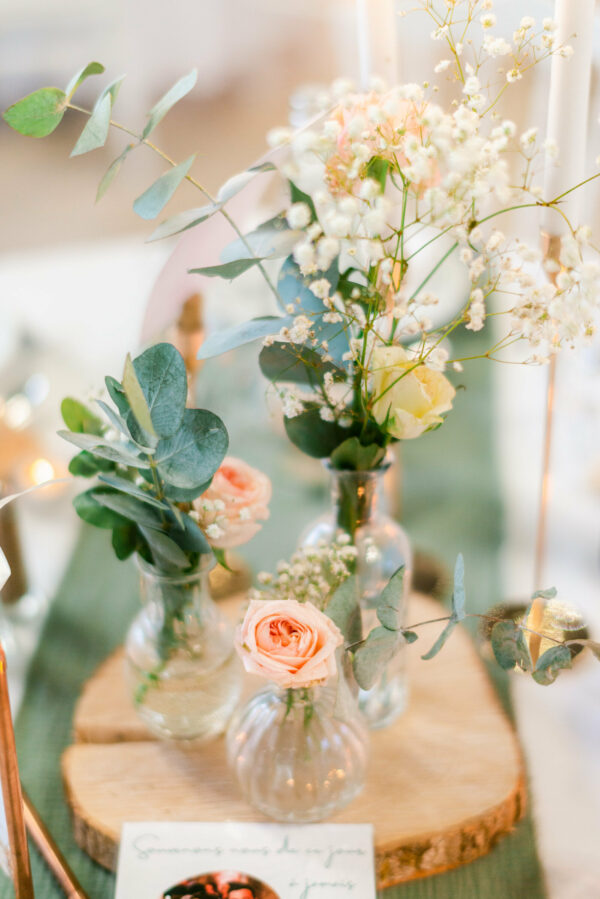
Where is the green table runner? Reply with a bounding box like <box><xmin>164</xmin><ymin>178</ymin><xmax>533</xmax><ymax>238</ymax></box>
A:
<box><xmin>1</xmin><ymin>331</ymin><xmax>546</xmax><ymax>898</ymax></box>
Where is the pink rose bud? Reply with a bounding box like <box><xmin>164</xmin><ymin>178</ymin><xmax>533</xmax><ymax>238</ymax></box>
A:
<box><xmin>236</xmin><ymin>598</ymin><xmax>344</xmax><ymax>688</ymax></box>
<box><xmin>194</xmin><ymin>456</ymin><xmax>272</xmax><ymax>549</ymax></box>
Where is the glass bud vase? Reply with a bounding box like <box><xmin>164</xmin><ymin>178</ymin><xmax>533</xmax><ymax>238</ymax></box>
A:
<box><xmin>226</xmin><ymin>655</ymin><xmax>369</xmax><ymax>822</ymax></box>
<box><xmin>300</xmin><ymin>458</ymin><xmax>412</xmax><ymax>729</ymax></box>
<box><xmin>125</xmin><ymin>556</ymin><xmax>242</xmax><ymax>741</ymax></box>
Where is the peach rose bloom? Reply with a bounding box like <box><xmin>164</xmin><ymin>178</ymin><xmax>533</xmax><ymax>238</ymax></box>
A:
<box><xmin>195</xmin><ymin>457</ymin><xmax>271</xmax><ymax>549</ymax></box>
<box><xmin>236</xmin><ymin>599</ymin><xmax>344</xmax><ymax>688</ymax></box>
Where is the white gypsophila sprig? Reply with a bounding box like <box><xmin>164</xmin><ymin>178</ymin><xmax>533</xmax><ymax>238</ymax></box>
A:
<box><xmin>252</xmin><ymin>538</ymin><xmax>358</xmax><ymax>611</ymax></box>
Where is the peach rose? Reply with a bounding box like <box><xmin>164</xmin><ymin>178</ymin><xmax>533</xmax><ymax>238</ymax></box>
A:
<box><xmin>235</xmin><ymin>599</ymin><xmax>344</xmax><ymax>688</ymax></box>
<box><xmin>194</xmin><ymin>457</ymin><xmax>271</xmax><ymax>549</ymax></box>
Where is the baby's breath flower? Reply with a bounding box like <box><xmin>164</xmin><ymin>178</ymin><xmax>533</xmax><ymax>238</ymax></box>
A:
<box><xmin>287</xmin><ymin>202</ymin><xmax>312</xmax><ymax>229</ymax></box>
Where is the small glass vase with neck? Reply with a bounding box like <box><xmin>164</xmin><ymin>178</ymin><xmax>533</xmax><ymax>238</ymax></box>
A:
<box><xmin>300</xmin><ymin>455</ymin><xmax>412</xmax><ymax>729</ymax></box>
<box><xmin>125</xmin><ymin>554</ymin><xmax>242</xmax><ymax>741</ymax></box>
<box><xmin>227</xmin><ymin>651</ymin><xmax>369</xmax><ymax>822</ymax></box>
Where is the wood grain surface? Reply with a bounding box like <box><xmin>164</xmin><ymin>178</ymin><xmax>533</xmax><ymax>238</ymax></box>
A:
<box><xmin>63</xmin><ymin>593</ymin><xmax>526</xmax><ymax>889</ymax></box>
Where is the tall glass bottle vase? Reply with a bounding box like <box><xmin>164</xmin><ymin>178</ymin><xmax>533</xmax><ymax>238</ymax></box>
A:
<box><xmin>300</xmin><ymin>458</ymin><xmax>412</xmax><ymax>728</ymax></box>
<box><xmin>125</xmin><ymin>557</ymin><xmax>242</xmax><ymax>741</ymax></box>
<box><xmin>227</xmin><ymin>653</ymin><xmax>369</xmax><ymax>822</ymax></box>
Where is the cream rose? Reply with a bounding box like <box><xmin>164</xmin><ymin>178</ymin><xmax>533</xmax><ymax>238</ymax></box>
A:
<box><xmin>235</xmin><ymin>599</ymin><xmax>344</xmax><ymax>688</ymax></box>
<box><xmin>371</xmin><ymin>346</ymin><xmax>455</xmax><ymax>440</ymax></box>
<box><xmin>194</xmin><ymin>457</ymin><xmax>271</xmax><ymax>549</ymax></box>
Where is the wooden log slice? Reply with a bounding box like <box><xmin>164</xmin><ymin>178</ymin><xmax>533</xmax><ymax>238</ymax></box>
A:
<box><xmin>63</xmin><ymin>593</ymin><xmax>526</xmax><ymax>889</ymax></box>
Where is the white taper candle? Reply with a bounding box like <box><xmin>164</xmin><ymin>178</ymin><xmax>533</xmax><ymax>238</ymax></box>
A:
<box><xmin>355</xmin><ymin>0</ymin><xmax>399</xmax><ymax>90</ymax></box>
<box><xmin>542</xmin><ymin>0</ymin><xmax>595</xmax><ymax>235</ymax></box>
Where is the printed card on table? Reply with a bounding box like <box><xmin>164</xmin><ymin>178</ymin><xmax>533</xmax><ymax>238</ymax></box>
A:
<box><xmin>115</xmin><ymin>822</ymin><xmax>376</xmax><ymax>899</ymax></box>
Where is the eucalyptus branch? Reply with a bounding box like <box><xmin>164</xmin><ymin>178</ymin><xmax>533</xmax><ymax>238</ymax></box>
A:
<box><xmin>67</xmin><ymin>103</ymin><xmax>283</xmax><ymax>308</ymax></box>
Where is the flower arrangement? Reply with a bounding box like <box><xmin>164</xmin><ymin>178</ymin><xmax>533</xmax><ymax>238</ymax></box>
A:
<box><xmin>3</xmin><ymin>0</ymin><xmax>600</xmax><ymax>738</ymax></box>
<box><xmin>60</xmin><ymin>342</ymin><xmax>270</xmax><ymax>571</ymax></box>
<box><xmin>4</xmin><ymin>2</ymin><xmax>599</xmax><ymax>477</ymax></box>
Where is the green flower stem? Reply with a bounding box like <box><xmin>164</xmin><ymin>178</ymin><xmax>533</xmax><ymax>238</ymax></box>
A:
<box><xmin>333</xmin><ymin>471</ymin><xmax>377</xmax><ymax>541</ymax></box>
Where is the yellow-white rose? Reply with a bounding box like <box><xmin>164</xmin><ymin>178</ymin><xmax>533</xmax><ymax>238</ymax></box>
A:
<box><xmin>371</xmin><ymin>346</ymin><xmax>455</xmax><ymax>440</ymax></box>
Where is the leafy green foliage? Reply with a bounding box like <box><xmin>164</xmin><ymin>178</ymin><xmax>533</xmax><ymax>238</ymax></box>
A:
<box><xmin>220</xmin><ymin>216</ymin><xmax>299</xmax><ymax>264</ymax></box>
<box><xmin>215</xmin><ymin>161</ymin><xmax>275</xmax><ymax>204</ymax></box>
<box><xmin>68</xmin><ymin>450</ymin><xmax>115</xmax><ymax>478</ymax></box>
<box><xmin>65</xmin><ymin>62</ymin><xmax>105</xmax><ymax>100</ymax></box>
<box><xmin>133</xmin><ymin>155</ymin><xmax>195</xmax><ymax>220</ymax></box>
<box><xmin>3</xmin><ymin>87</ymin><xmax>66</xmax><ymax>138</ymax></box>
<box><xmin>421</xmin><ymin>617</ymin><xmax>458</xmax><ymax>661</ymax></box>
<box><xmin>451</xmin><ymin>553</ymin><xmax>466</xmax><ymax>620</ymax></box>
<box><xmin>142</xmin><ymin>70</ymin><xmax>197</xmax><ymax>139</ymax></box>
<box><xmin>96</xmin><ymin>473</ymin><xmax>169</xmax><ymax>510</ymax></box>
<box><xmin>130</xmin><ymin>343</ymin><xmax>187</xmax><ymax>438</ymax></box>
<box><xmin>62</xmin><ymin>342</ymin><xmax>229</xmax><ymax>574</ymax></box>
<box><xmin>326</xmin><ymin>576</ymin><xmax>362</xmax><ymax>645</ymax></box>
<box><xmin>73</xmin><ymin>488</ymin><xmax>130</xmax><ymax>529</ymax></box>
<box><xmin>197</xmin><ymin>316</ymin><xmax>291</xmax><ymax>360</ymax></box>
<box><xmin>353</xmin><ymin>627</ymin><xmax>401</xmax><ymax>690</ymax></box>
<box><xmin>190</xmin><ymin>258</ymin><xmax>264</xmax><ymax>280</ymax></box>
<box><xmin>70</xmin><ymin>93</ymin><xmax>111</xmax><ymax>157</ymax></box>
<box><xmin>375</xmin><ymin>567</ymin><xmax>405</xmax><ymax>630</ymax></box>
<box><xmin>532</xmin><ymin>587</ymin><xmax>557</xmax><ymax>601</ymax></box>
<box><xmin>284</xmin><ymin>405</ymin><xmax>349</xmax><ymax>458</ymax></box>
<box><xmin>154</xmin><ymin>409</ymin><xmax>228</xmax><ymax>489</ymax></box>
<box><xmin>61</xmin><ymin>398</ymin><xmax>103</xmax><ymax>435</ymax></box>
<box><xmin>59</xmin><ymin>430</ymin><xmax>149</xmax><ymax>468</ymax></box>
<box><xmin>96</xmin><ymin>145</ymin><xmax>133</xmax><ymax>202</ymax></box>
<box><xmin>490</xmin><ymin>620</ymin><xmax>532</xmax><ymax>671</ymax></box>
<box><xmin>365</xmin><ymin>156</ymin><xmax>390</xmax><ymax>191</ymax></box>
<box><xmin>421</xmin><ymin>554</ymin><xmax>466</xmax><ymax>660</ymax></box>
<box><xmin>330</xmin><ymin>437</ymin><xmax>386</xmax><ymax>472</ymax></box>
<box><xmin>532</xmin><ymin>644</ymin><xmax>572</xmax><ymax>685</ymax></box>
<box><xmin>259</xmin><ymin>342</ymin><xmax>345</xmax><ymax>386</ymax></box>
<box><xmin>148</xmin><ymin>203</ymin><xmax>221</xmax><ymax>242</ymax></box>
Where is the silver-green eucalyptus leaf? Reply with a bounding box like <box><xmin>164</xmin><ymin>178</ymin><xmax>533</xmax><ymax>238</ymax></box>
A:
<box><xmin>216</xmin><ymin>161</ymin><xmax>275</xmax><ymax>204</ymax></box>
<box><xmin>197</xmin><ymin>316</ymin><xmax>291</xmax><ymax>360</ymax></box>
<box><xmin>421</xmin><ymin>617</ymin><xmax>457</xmax><ymax>661</ymax></box>
<box><xmin>189</xmin><ymin>258</ymin><xmax>264</xmax><ymax>280</ymax></box>
<box><xmin>65</xmin><ymin>62</ymin><xmax>105</xmax><ymax>100</ymax></box>
<box><xmin>376</xmin><ymin>566</ymin><xmax>405</xmax><ymax>631</ymax></box>
<box><xmin>451</xmin><ymin>553</ymin><xmax>466</xmax><ymax>621</ymax></box>
<box><xmin>142</xmin><ymin>69</ymin><xmax>197</xmax><ymax>140</ymax></box>
<box><xmin>70</xmin><ymin>93</ymin><xmax>111</xmax><ymax>156</ymax></box>
<box><xmin>130</xmin><ymin>343</ymin><xmax>187</xmax><ymax>438</ymax></box>
<box><xmin>96</xmin><ymin>144</ymin><xmax>133</xmax><ymax>202</ymax></box>
<box><xmin>532</xmin><ymin>644</ymin><xmax>572</xmax><ymax>685</ymax></box>
<box><xmin>133</xmin><ymin>155</ymin><xmax>195</xmax><ymax>221</ymax></box>
<box><xmin>353</xmin><ymin>626</ymin><xmax>401</xmax><ymax>690</ymax></box>
<box><xmin>147</xmin><ymin>203</ymin><xmax>222</xmax><ymax>242</ymax></box>
<box><xmin>96</xmin><ymin>474</ymin><xmax>169</xmax><ymax>510</ymax></box>
<box><xmin>325</xmin><ymin>576</ymin><xmax>362</xmax><ymax>645</ymax></box>
<box><xmin>57</xmin><ymin>430</ymin><xmax>150</xmax><ymax>468</ymax></box>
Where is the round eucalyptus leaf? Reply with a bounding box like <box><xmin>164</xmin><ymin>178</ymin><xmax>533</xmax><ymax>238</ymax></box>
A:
<box><xmin>155</xmin><ymin>409</ymin><xmax>228</xmax><ymax>489</ymax></box>
<box><xmin>131</xmin><ymin>343</ymin><xmax>188</xmax><ymax>438</ymax></box>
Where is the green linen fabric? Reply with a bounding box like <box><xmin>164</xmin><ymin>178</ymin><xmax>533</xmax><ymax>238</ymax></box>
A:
<box><xmin>0</xmin><ymin>330</ymin><xmax>547</xmax><ymax>898</ymax></box>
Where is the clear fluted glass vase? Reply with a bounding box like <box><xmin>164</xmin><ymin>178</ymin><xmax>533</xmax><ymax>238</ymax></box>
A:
<box><xmin>300</xmin><ymin>458</ymin><xmax>412</xmax><ymax>729</ymax></box>
<box><xmin>125</xmin><ymin>556</ymin><xmax>242</xmax><ymax>741</ymax></box>
<box><xmin>226</xmin><ymin>656</ymin><xmax>369</xmax><ymax>822</ymax></box>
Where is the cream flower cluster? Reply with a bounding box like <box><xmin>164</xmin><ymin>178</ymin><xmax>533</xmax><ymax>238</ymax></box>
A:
<box><xmin>251</xmin><ymin>538</ymin><xmax>358</xmax><ymax>611</ymax></box>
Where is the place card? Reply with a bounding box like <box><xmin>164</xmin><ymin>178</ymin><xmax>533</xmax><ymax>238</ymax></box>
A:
<box><xmin>115</xmin><ymin>822</ymin><xmax>376</xmax><ymax>899</ymax></box>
